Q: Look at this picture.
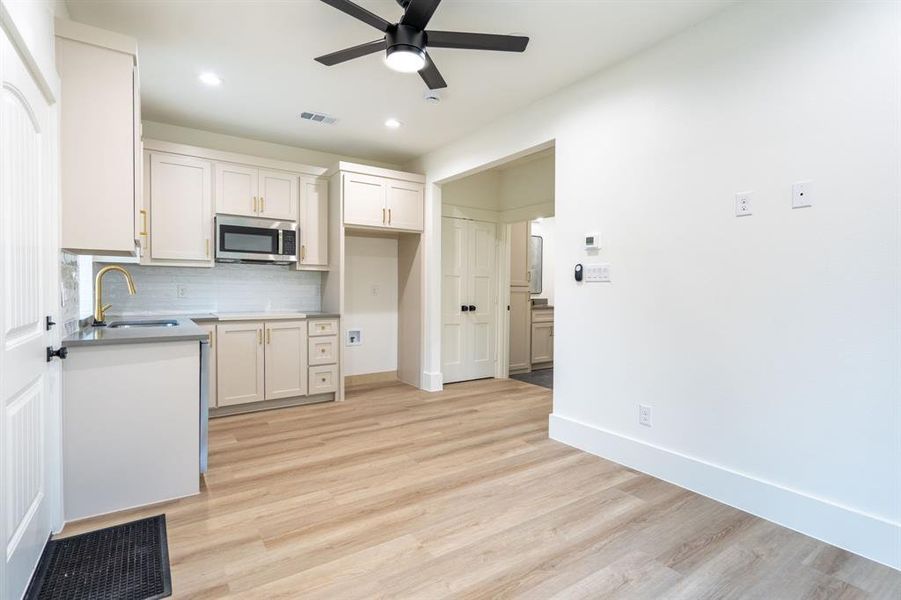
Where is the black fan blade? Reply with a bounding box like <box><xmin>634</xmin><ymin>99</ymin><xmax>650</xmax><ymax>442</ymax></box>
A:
<box><xmin>320</xmin><ymin>0</ymin><xmax>392</xmax><ymax>32</ymax></box>
<box><xmin>426</xmin><ymin>31</ymin><xmax>529</xmax><ymax>52</ymax></box>
<box><xmin>419</xmin><ymin>53</ymin><xmax>447</xmax><ymax>90</ymax></box>
<box><xmin>315</xmin><ymin>39</ymin><xmax>386</xmax><ymax>66</ymax></box>
<box><xmin>400</xmin><ymin>0</ymin><xmax>441</xmax><ymax>30</ymax></box>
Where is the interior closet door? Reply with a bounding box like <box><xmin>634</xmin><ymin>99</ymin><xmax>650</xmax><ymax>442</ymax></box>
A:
<box><xmin>1</xmin><ymin>30</ymin><xmax>58</xmax><ymax>600</ymax></box>
<box><xmin>441</xmin><ymin>218</ymin><xmax>497</xmax><ymax>384</ymax></box>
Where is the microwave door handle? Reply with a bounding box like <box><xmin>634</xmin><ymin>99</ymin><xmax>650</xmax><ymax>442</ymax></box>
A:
<box><xmin>278</xmin><ymin>230</ymin><xmax>283</xmax><ymax>255</ymax></box>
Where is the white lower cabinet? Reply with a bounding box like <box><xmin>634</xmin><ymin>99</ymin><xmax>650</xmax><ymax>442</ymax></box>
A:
<box><xmin>217</xmin><ymin>322</ymin><xmax>265</xmax><ymax>407</ymax></box>
<box><xmin>264</xmin><ymin>320</ymin><xmax>307</xmax><ymax>400</ymax></box>
<box><xmin>216</xmin><ymin>318</ymin><xmax>339</xmax><ymax>409</ymax></box>
<box><xmin>198</xmin><ymin>322</ymin><xmax>217</xmax><ymax>408</ymax></box>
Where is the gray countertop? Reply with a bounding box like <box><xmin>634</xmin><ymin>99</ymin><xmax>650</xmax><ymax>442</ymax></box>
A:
<box><xmin>62</xmin><ymin>317</ymin><xmax>208</xmax><ymax>348</ymax></box>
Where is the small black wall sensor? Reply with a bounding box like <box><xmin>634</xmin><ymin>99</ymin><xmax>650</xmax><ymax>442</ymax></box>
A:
<box><xmin>574</xmin><ymin>263</ymin><xmax>583</xmax><ymax>282</ymax></box>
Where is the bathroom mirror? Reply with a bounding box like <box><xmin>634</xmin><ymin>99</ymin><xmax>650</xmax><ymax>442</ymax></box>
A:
<box><xmin>529</xmin><ymin>235</ymin><xmax>543</xmax><ymax>295</ymax></box>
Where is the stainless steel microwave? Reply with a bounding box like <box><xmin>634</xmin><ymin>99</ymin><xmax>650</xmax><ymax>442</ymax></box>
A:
<box><xmin>215</xmin><ymin>215</ymin><xmax>298</xmax><ymax>264</ymax></box>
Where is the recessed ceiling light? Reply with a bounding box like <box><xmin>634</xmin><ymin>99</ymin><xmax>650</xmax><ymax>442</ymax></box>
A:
<box><xmin>385</xmin><ymin>118</ymin><xmax>402</xmax><ymax>129</ymax></box>
<box><xmin>199</xmin><ymin>72</ymin><xmax>222</xmax><ymax>86</ymax></box>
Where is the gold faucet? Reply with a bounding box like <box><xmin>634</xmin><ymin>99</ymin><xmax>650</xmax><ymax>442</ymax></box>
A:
<box><xmin>94</xmin><ymin>265</ymin><xmax>136</xmax><ymax>325</ymax></box>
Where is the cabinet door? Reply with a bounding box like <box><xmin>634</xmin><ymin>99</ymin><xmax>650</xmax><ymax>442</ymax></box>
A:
<box><xmin>299</xmin><ymin>177</ymin><xmax>328</xmax><ymax>267</ymax></box>
<box><xmin>259</xmin><ymin>170</ymin><xmax>298</xmax><ymax>221</ymax></box>
<box><xmin>264</xmin><ymin>320</ymin><xmax>307</xmax><ymax>400</ymax></box>
<box><xmin>510</xmin><ymin>221</ymin><xmax>531</xmax><ymax>287</ymax></box>
<box><xmin>386</xmin><ymin>180</ymin><xmax>424</xmax><ymax>231</ymax></box>
<box><xmin>531</xmin><ymin>321</ymin><xmax>554</xmax><ymax>364</ymax></box>
<box><xmin>509</xmin><ymin>288</ymin><xmax>532</xmax><ymax>373</ymax></box>
<box><xmin>149</xmin><ymin>153</ymin><xmax>212</xmax><ymax>261</ymax></box>
<box><xmin>198</xmin><ymin>323</ymin><xmax>217</xmax><ymax>408</ymax></box>
<box><xmin>57</xmin><ymin>37</ymin><xmax>137</xmax><ymax>255</ymax></box>
<box><xmin>215</xmin><ymin>162</ymin><xmax>258</xmax><ymax>217</ymax></box>
<box><xmin>343</xmin><ymin>173</ymin><xmax>386</xmax><ymax>228</ymax></box>
<box><xmin>216</xmin><ymin>322</ymin><xmax>265</xmax><ymax>406</ymax></box>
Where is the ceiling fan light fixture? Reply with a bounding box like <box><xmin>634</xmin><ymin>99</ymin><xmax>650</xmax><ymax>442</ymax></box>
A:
<box><xmin>385</xmin><ymin>45</ymin><xmax>426</xmax><ymax>73</ymax></box>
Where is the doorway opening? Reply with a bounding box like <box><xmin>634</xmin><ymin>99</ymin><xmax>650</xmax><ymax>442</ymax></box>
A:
<box><xmin>439</xmin><ymin>145</ymin><xmax>555</xmax><ymax>387</ymax></box>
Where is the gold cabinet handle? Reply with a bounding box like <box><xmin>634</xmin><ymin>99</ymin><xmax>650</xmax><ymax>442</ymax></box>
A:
<box><xmin>258</xmin><ymin>329</ymin><xmax>262</xmax><ymax>344</ymax></box>
<box><xmin>266</xmin><ymin>328</ymin><xmax>271</xmax><ymax>344</ymax></box>
<box><xmin>382</xmin><ymin>207</ymin><xmax>386</xmax><ymax>224</ymax></box>
<box><xmin>388</xmin><ymin>208</ymin><xmax>392</xmax><ymax>225</ymax></box>
<box><xmin>209</xmin><ymin>331</ymin><xmax>214</xmax><ymax>350</ymax></box>
<box><xmin>205</xmin><ymin>239</ymin><xmax>210</xmax><ymax>257</ymax></box>
<box><xmin>139</xmin><ymin>209</ymin><xmax>148</xmax><ymax>236</ymax></box>
<box><xmin>252</xmin><ymin>196</ymin><xmax>258</xmax><ymax>213</ymax></box>
<box><xmin>301</xmin><ymin>244</ymin><xmax>306</xmax><ymax>261</ymax></box>
<box><xmin>260</xmin><ymin>196</ymin><xmax>265</xmax><ymax>213</ymax></box>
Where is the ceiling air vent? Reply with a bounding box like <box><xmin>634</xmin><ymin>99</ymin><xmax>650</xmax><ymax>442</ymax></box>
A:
<box><xmin>300</xmin><ymin>111</ymin><xmax>338</xmax><ymax>125</ymax></box>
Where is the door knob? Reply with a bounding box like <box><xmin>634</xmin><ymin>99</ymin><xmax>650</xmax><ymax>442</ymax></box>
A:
<box><xmin>46</xmin><ymin>346</ymin><xmax>68</xmax><ymax>362</ymax></box>
<box><xmin>45</xmin><ymin>315</ymin><xmax>56</xmax><ymax>330</ymax></box>
<box><xmin>468</xmin><ymin>305</ymin><xmax>476</xmax><ymax>312</ymax></box>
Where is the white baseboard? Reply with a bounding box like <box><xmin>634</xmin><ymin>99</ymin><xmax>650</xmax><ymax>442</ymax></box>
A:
<box><xmin>422</xmin><ymin>371</ymin><xmax>443</xmax><ymax>392</ymax></box>
<box><xmin>549</xmin><ymin>413</ymin><xmax>901</xmax><ymax>570</ymax></box>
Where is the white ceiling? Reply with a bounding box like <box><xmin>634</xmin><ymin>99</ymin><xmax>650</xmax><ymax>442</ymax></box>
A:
<box><xmin>65</xmin><ymin>0</ymin><xmax>730</xmax><ymax>164</ymax></box>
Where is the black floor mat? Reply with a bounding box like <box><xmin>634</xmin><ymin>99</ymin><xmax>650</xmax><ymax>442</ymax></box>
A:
<box><xmin>25</xmin><ymin>514</ymin><xmax>172</xmax><ymax>600</ymax></box>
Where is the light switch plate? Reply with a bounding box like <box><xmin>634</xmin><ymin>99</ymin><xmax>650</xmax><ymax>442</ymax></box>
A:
<box><xmin>584</xmin><ymin>263</ymin><xmax>611</xmax><ymax>282</ymax></box>
<box><xmin>792</xmin><ymin>180</ymin><xmax>812</xmax><ymax>208</ymax></box>
<box><xmin>735</xmin><ymin>192</ymin><xmax>752</xmax><ymax>217</ymax></box>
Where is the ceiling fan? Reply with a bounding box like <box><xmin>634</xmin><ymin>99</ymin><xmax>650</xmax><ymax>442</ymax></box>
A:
<box><xmin>314</xmin><ymin>0</ymin><xmax>529</xmax><ymax>90</ymax></box>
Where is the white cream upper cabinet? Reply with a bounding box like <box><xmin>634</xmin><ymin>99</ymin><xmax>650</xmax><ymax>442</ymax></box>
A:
<box><xmin>259</xmin><ymin>170</ymin><xmax>298</xmax><ymax>221</ymax></box>
<box><xmin>216</xmin><ymin>322</ymin><xmax>265</xmax><ymax>407</ymax></box>
<box><xmin>215</xmin><ymin>162</ymin><xmax>258</xmax><ymax>217</ymax></box>
<box><xmin>298</xmin><ymin>177</ymin><xmax>328</xmax><ymax>268</ymax></box>
<box><xmin>264</xmin><ymin>320</ymin><xmax>308</xmax><ymax>400</ymax></box>
<box><xmin>343</xmin><ymin>173</ymin><xmax>387</xmax><ymax>228</ymax></box>
<box><xmin>57</xmin><ymin>32</ymin><xmax>139</xmax><ymax>256</ymax></box>
<box><xmin>386</xmin><ymin>180</ymin><xmax>424</xmax><ymax>232</ymax></box>
<box><xmin>148</xmin><ymin>153</ymin><xmax>212</xmax><ymax>262</ymax></box>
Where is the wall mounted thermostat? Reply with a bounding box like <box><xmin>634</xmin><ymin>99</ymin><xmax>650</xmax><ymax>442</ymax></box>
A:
<box><xmin>585</xmin><ymin>233</ymin><xmax>601</xmax><ymax>250</ymax></box>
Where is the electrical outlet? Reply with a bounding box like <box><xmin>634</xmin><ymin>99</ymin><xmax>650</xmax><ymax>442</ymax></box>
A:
<box><xmin>735</xmin><ymin>192</ymin><xmax>752</xmax><ymax>217</ymax></box>
<box><xmin>638</xmin><ymin>404</ymin><xmax>652</xmax><ymax>427</ymax></box>
<box><xmin>370</xmin><ymin>285</ymin><xmax>380</xmax><ymax>297</ymax></box>
<box><xmin>792</xmin><ymin>180</ymin><xmax>812</xmax><ymax>208</ymax></box>
<box><xmin>346</xmin><ymin>329</ymin><xmax>362</xmax><ymax>346</ymax></box>
<box><xmin>176</xmin><ymin>284</ymin><xmax>187</xmax><ymax>298</ymax></box>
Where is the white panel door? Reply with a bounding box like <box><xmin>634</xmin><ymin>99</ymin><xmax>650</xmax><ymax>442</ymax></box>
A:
<box><xmin>1</xmin><ymin>31</ymin><xmax>57</xmax><ymax>600</ymax></box>
<box><xmin>441</xmin><ymin>218</ymin><xmax>468</xmax><ymax>383</ymax></box>
<box><xmin>343</xmin><ymin>173</ymin><xmax>386</xmax><ymax>228</ymax></box>
<box><xmin>264</xmin><ymin>320</ymin><xmax>307</xmax><ymax>400</ymax></box>
<box><xmin>149</xmin><ymin>153</ymin><xmax>212</xmax><ymax>261</ymax></box>
<box><xmin>441</xmin><ymin>218</ymin><xmax>497</xmax><ymax>384</ymax></box>
<box><xmin>215</xmin><ymin>162</ymin><xmax>258</xmax><ymax>217</ymax></box>
<box><xmin>258</xmin><ymin>170</ymin><xmax>297</xmax><ymax>221</ymax></box>
<box><xmin>385</xmin><ymin>180</ymin><xmax>423</xmax><ymax>231</ymax></box>
<box><xmin>216</xmin><ymin>322</ymin><xmax>265</xmax><ymax>406</ymax></box>
<box><xmin>467</xmin><ymin>221</ymin><xmax>497</xmax><ymax>379</ymax></box>
<box><xmin>298</xmin><ymin>177</ymin><xmax>328</xmax><ymax>267</ymax></box>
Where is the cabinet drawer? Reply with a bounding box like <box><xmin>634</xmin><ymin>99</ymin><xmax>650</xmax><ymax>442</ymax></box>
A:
<box><xmin>308</xmin><ymin>365</ymin><xmax>338</xmax><ymax>394</ymax></box>
<box><xmin>532</xmin><ymin>309</ymin><xmax>554</xmax><ymax>323</ymax></box>
<box><xmin>308</xmin><ymin>319</ymin><xmax>338</xmax><ymax>337</ymax></box>
<box><xmin>308</xmin><ymin>335</ymin><xmax>338</xmax><ymax>365</ymax></box>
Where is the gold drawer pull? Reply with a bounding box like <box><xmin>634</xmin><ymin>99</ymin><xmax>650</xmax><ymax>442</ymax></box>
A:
<box><xmin>139</xmin><ymin>209</ymin><xmax>148</xmax><ymax>236</ymax></box>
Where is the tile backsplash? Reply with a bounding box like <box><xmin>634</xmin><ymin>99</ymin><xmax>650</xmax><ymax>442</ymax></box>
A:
<box><xmin>93</xmin><ymin>262</ymin><xmax>323</xmax><ymax>315</ymax></box>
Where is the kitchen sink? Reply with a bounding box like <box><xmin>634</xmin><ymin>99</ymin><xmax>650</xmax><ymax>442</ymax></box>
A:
<box><xmin>107</xmin><ymin>319</ymin><xmax>179</xmax><ymax>328</ymax></box>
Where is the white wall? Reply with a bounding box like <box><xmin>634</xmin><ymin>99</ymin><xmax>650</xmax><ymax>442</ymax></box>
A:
<box><xmin>411</xmin><ymin>1</ymin><xmax>901</xmax><ymax>568</ymax></box>
<box><xmin>530</xmin><ymin>217</ymin><xmax>555</xmax><ymax>305</ymax></box>
<box><xmin>142</xmin><ymin>120</ymin><xmax>399</xmax><ymax>170</ymax></box>
<box><xmin>343</xmin><ymin>235</ymin><xmax>398</xmax><ymax>377</ymax></box>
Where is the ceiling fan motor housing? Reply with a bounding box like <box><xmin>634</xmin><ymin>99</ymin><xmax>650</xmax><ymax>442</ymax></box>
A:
<box><xmin>387</xmin><ymin>24</ymin><xmax>426</xmax><ymax>57</ymax></box>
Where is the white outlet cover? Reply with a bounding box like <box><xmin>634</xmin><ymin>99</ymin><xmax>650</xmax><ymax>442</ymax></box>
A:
<box><xmin>792</xmin><ymin>180</ymin><xmax>812</xmax><ymax>208</ymax></box>
<box><xmin>735</xmin><ymin>192</ymin><xmax>752</xmax><ymax>217</ymax></box>
<box><xmin>639</xmin><ymin>404</ymin><xmax>652</xmax><ymax>427</ymax></box>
